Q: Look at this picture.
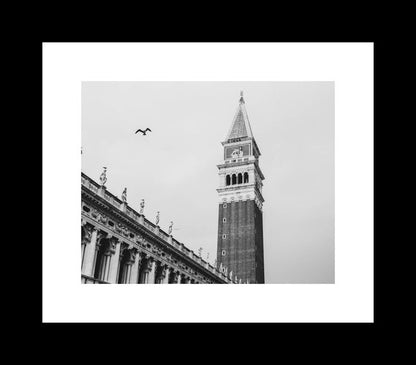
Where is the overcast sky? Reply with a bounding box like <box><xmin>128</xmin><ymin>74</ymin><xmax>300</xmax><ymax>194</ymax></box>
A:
<box><xmin>82</xmin><ymin>81</ymin><xmax>334</xmax><ymax>283</ymax></box>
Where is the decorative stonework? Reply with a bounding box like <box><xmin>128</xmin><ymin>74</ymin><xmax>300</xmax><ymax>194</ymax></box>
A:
<box><xmin>99</xmin><ymin>214</ymin><xmax>108</xmax><ymax>224</ymax></box>
<box><xmin>82</xmin><ymin>172</ymin><xmax>231</xmax><ymax>284</ymax></box>
<box><xmin>81</xmin><ymin>223</ymin><xmax>94</xmax><ymax>246</ymax></box>
<box><xmin>121</xmin><ymin>188</ymin><xmax>127</xmax><ymax>203</ymax></box>
<box><xmin>128</xmin><ymin>248</ymin><xmax>137</xmax><ymax>264</ymax></box>
<box><xmin>105</xmin><ymin>236</ymin><xmax>119</xmax><ymax>255</ymax></box>
<box><xmin>143</xmin><ymin>257</ymin><xmax>154</xmax><ymax>273</ymax></box>
<box><xmin>99</xmin><ymin>167</ymin><xmax>107</xmax><ymax>186</ymax></box>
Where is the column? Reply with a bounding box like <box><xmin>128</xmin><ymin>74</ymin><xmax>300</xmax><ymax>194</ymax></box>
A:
<box><xmin>163</xmin><ymin>267</ymin><xmax>171</xmax><ymax>284</ymax></box>
<box><xmin>101</xmin><ymin>253</ymin><xmax>112</xmax><ymax>282</ymax></box>
<box><xmin>147</xmin><ymin>259</ymin><xmax>156</xmax><ymax>284</ymax></box>
<box><xmin>82</xmin><ymin>227</ymin><xmax>98</xmax><ymax>276</ymax></box>
<box><xmin>154</xmin><ymin>262</ymin><xmax>162</xmax><ymax>284</ymax></box>
<box><xmin>107</xmin><ymin>238</ymin><xmax>121</xmax><ymax>283</ymax></box>
<box><xmin>141</xmin><ymin>257</ymin><xmax>151</xmax><ymax>283</ymax></box>
<box><xmin>120</xmin><ymin>262</ymin><xmax>132</xmax><ymax>284</ymax></box>
<box><xmin>177</xmin><ymin>272</ymin><xmax>182</xmax><ymax>284</ymax></box>
<box><xmin>130</xmin><ymin>251</ymin><xmax>141</xmax><ymax>284</ymax></box>
<box><xmin>125</xmin><ymin>264</ymin><xmax>132</xmax><ymax>283</ymax></box>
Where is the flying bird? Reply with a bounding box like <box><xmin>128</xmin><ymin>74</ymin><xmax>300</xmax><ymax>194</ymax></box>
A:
<box><xmin>135</xmin><ymin>128</ymin><xmax>152</xmax><ymax>135</ymax></box>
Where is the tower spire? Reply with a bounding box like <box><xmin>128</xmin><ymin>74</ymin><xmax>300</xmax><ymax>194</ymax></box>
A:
<box><xmin>224</xmin><ymin>92</ymin><xmax>253</xmax><ymax>143</ymax></box>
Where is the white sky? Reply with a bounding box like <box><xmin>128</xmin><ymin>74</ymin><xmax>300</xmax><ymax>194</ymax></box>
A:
<box><xmin>82</xmin><ymin>81</ymin><xmax>334</xmax><ymax>283</ymax></box>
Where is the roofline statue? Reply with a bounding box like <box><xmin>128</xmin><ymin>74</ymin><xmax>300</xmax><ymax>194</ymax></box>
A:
<box><xmin>139</xmin><ymin>199</ymin><xmax>145</xmax><ymax>215</ymax></box>
<box><xmin>99</xmin><ymin>167</ymin><xmax>107</xmax><ymax>186</ymax></box>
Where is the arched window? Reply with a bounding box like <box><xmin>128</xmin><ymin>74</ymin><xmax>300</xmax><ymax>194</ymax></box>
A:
<box><xmin>244</xmin><ymin>172</ymin><xmax>249</xmax><ymax>183</ymax></box>
<box><xmin>226</xmin><ymin>175</ymin><xmax>231</xmax><ymax>186</ymax></box>
<box><xmin>81</xmin><ymin>226</ymin><xmax>87</xmax><ymax>269</ymax></box>
<box><xmin>238</xmin><ymin>173</ymin><xmax>243</xmax><ymax>184</ymax></box>
<box><xmin>93</xmin><ymin>238</ymin><xmax>111</xmax><ymax>282</ymax></box>
<box><xmin>167</xmin><ymin>270</ymin><xmax>174</xmax><ymax>284</ymax></box>
<box><xmin>232</xmin><ymin>174</ymin><xmax>237</xmax><ymax>185</ymax></box>
<box><xmin>117</xmin><ymin>246</ymin><xmax>132</xmax><ymax>284</ymax></box>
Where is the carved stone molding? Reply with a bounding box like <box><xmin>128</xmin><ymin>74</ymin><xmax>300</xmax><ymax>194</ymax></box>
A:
<box><xmin>99</xmin><ymin>214</ymin><xmax>108</xmax><ymax>224</ymax></box>
<box><xmin>151</xmin><ymin>246</ymin><xmax>163</xmax><ymax>256</ymax></box>
<box><xmin>115</xmin><ymin>223</ymin><xmax>123</xmax><ymax>234</ymax></box>
<box><xmin>171</xmin><ymin>271</ymin><xmax>179</xmax><ymax>282</ymax></box>
<box><xmin>119</xmin><ymin>244</ymin><xmax>129</xmax><ymax>258</ymax></box>
<box><xmin>103</xmin><ymin>236</ymin><xmax>119</xmax><ymax>255</ymax></box>
<box><xmin>81</xmin><ymin>223</ymin><xmax>94</xmax><ymax>246</ymax></box>
<box><xmin>95</xmin><ymin>230</ymin><xmax>107</xmax><ymax>248</ymax></box>
<box><xmin>127</xmin><ymin>248</ymin><xmax>137</xmax><ymax>265</ymax></box>
<box><xmin>143</xmin><ymin>257</ymin><xmax>154</xmax><ymax>273</ymax></box>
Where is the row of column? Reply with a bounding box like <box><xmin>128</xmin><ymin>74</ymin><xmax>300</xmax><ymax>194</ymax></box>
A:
<box><xmin>81</xmin><ymin>222</ymin><xmax>200</xmax><ymax>284</ymax></box>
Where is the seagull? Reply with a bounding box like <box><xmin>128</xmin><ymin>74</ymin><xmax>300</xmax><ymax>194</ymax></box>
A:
<box><xmin>135</xmin><ymin>128</ymin><xmax>152</xmax><ymax>135</ymax></box>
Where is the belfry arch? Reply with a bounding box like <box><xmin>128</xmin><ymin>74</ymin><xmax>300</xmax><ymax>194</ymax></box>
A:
<box><xmin>244</xmin><ymin>172</ymin><xmax>249</xmax><ymax>183</ymax></box>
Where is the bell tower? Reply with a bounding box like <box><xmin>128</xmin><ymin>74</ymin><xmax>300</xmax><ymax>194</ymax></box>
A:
<box><xmin>216</xmin><ymin>92</ymin><xmax>265</xmax><ymax>283</ymax></box>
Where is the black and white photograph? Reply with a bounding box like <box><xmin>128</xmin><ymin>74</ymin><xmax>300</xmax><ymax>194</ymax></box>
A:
<box><xmin>81</xmin><ymin>82</ymin><xmax>334</xmax><ymax>284</ymax></box>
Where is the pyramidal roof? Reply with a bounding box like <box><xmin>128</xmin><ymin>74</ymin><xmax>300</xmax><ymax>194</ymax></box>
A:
<box><xmin>224</xmin><ymin>92</ymin><xmax>254</xmax><ymax>142</ymax></box>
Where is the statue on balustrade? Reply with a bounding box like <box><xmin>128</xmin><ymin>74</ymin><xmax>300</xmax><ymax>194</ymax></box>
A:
<box><xmin>139</xmin><ymin>199</ymin><xmax>145</xmax><ymax>214</ymax></box>
<box><xmin>168</xmin><ymin>221</ymin><xmax>173</xmax><ymax>235</ymax></box>
<box><xmin>122</xmin><ymin>188</ymin><xmax>127</xmax><ymax>203</ymax></box>
<box><xmin>99</xmin><ymin>167</ymin><xmax>107</xmax><ymax>186</ymax></box>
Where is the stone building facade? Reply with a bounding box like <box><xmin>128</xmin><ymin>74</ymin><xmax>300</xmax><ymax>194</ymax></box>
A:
<box><xmin>81</xmin><ymin>173</ymin><xmax>235</xmax><ymax>284</ymax></box>
<box><xmin>216</xmin><ymin>93</ymin><xmax>265</xmax><ymax>283</ymax></box>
